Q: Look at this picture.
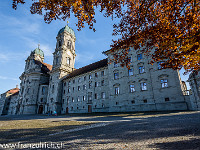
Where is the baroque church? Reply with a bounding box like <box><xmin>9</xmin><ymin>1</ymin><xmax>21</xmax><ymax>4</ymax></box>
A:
<box><xmin>0</xmin><ymin>25</ymin><xmax>200</xmax><ymax>115</ymax></box>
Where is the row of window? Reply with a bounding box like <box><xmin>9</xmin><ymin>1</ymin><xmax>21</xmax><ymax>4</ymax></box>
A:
<box><xmin>115</xmin><ymin>79</ymin><xmax>168</xmax><ymax>95</ymax></box>
<box><xmin>64</xmin><ymin>92</ymin><xmax>106</xmax><ymax>103</ymax></box>
<box><xmin>63</xmin><ymin>80</ymin><xmax>105</xmax><ymax>94</ymax></box>
<box><xmin>63</xmin><ymin>71</ymin><xmax>105</xmax><ymax>86</ymax></box>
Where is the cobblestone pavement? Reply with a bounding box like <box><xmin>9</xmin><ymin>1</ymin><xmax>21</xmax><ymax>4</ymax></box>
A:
<box><xmin>0</xmin><ymin>111</ymin><xmax>200</xmax><ymax>149</ymax></box>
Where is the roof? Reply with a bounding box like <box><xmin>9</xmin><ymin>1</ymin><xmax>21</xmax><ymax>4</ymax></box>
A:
<box><xmin>34</xmin><ymin>60</ymin><xmax>52</xmax><ymax>73</ymax></box>
<box><xmin>64</xmin><ymin>58</ymin><xmax>108</xmax><ymax>80</ymax></box>
<box><xmin>7</xmin><ymin>88</ymin><xmax>19</xmax><ymax>95</ymax></box>
<box><xmin>58</xmin><ymin>25</ymin><xmax>75</xmax><ymax>37</ymax></box>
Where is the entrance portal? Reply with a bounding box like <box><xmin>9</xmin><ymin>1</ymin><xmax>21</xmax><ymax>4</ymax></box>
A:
<box><xmin>88</xmin><ymin>105</ymin><xmax>92</xmax><ymax>113</ymax></box>
<box><xmin>38</xmin><ymin>105</ymin><xmax>43</xmax><ymax>114</ymax></box>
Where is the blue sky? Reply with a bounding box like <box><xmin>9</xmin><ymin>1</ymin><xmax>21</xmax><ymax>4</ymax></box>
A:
<box><xmin>0</xmin><ymin>1</ymin><xmax>189</xmax><ymax>93</ymax></box>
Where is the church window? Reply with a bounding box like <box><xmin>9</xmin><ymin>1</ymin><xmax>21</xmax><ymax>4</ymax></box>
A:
<box><xmin>139</xmin><ymin>66</ymin><xmax>145</xmax><ymax>74</ymax></box>
<box><xmin>58</xmin><ymin>40</ymin><xmax>62</xmax><ymax>47</ymax></box>
<box><xmin>141</xmin><ymin>82</ymin><xmax>147</xmax><ymax>91</ymax></box>
<box><xmin>128</xmin><ymin>69</ymin><xmax>134</xmax><ymax>76</ymax></box>
<box><xmin>84</xmin><ymin>76</ymin><xmax>86</xmax><ymax>81</ymax></box>
<box><xmin>114</xmin><ymin>73</ymin><xmax>119</xmax><ymax>80</ymax></box>
<box><xmin>101</xmin><ymin>92</ymin><xmax>105</xmax><ymax>99</ymax></box>
<box><xmin>116</xmin><ymin>102</ymin><xmax>118</xmax><ymax>105</ymax></box>
<box><xmin>67</xmin><ymin>40</ymin><xmax>71</xmax><ymax>49</ymax></box>
<box><xmin>78</xmin><ymin>78</ymin><xmax>81</xmax><ymax>82</ymax></box>
<box><xmin>89</xmin><ymin>75</ymin><xmax>92</xmax><ymax>79</ymax></box>
<box><xmin>68</xmin><ymin>87</ymin><xmax>70</xmax><ymax>93</ymax></box>
<box><xmin>63</xmin><ymin>90</ymin><xmax>66</xmax><ymax>94</ymax></box>
<box><xmin>42</xmin><ymin>87</ymin><xmax>45</xmax><ymax>95</ymax></box>
<box><xmin>78</xmin><ymin>86</ymin><xmax>80</xmax><ymax>91</ymax></box>
<box><xmin>73</xmin><ymin>80</ymin><xmax>75</xmax><ymax>83</ymax></box>
<box><xmin>62</xmin><ymin>99</ymin><xmax>64</xmax><ymax>103</ymax></box>
<box><xmin>73</xmin><ymin>87</ymin><xmax>75</xmax><ymax>92</ymax></box>
<box><xmin>129</xmin><ymin>84</ymin><xmax>135</xmax><ymax>92</ymax></box>
<box><xmin>64</xmin><ymin>82</ymin><xmax>66</xmax><ymax>86</ymax></box>
<box><xmin>115</xmin><ymin>87</ymin><xmax>120</xmax><ymax>95</ymax></box>
<box><xmin>101</xmin><ymin>71</ymin><xmax>104</xmax><ymax>76</ymax></box>
<box><xmin>67</xmin><ymin>57</ymin><xmax>70</xmax><ymax>65</ymax></box>
<box><xmin>41</xmin><ymin>98</ymin><xmax>43</xmax><ymax>102</ymax></box>
<box><xmin>165</xmin><ymin>97</ymin><xmax>170</xmax><ymax>101</ymax></box>
<box><xmin>161</xmin><ymin>79</ymin><xmax>168</xmax><ymax>88</ymax></box>
<box><xmin>102</xmin><ymin>104</ymin><xmax>105</xmax><ymax>108</ymax></box>
<box><xmin>72</xmin><ymin>97</ymin><xmax>74</xmax><ymax>102</ymax></box>
<box><xmin>137</xmin><ymin>54</ymin><xmax>142</xmax><ymax>60</ymax></box>
<box><xmin>52</xmin><ymin>85</ymin><xmax>54</xmax><ymax>93</ymax></box>
<box><xmin>55</xmin><ymin>57</ymin><xmax>58</xmax><ymax>65</ymax></box>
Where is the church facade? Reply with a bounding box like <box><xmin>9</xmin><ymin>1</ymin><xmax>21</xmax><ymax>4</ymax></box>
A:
<box><xmin>1</xmin><ymin>25</ymin><xmax>197</xmax><ymax>115</ymax></box>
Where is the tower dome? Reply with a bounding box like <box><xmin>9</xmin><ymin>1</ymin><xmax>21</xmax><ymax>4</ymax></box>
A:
<box><xmin>32</xmin><ymin>47</ymin><xmax>44</xmax><ymax>57</ymax></box>
<box><xmin>57</xmin><ymin>25</ymin><xmax>75</xmax><ymax>37</ymax></box>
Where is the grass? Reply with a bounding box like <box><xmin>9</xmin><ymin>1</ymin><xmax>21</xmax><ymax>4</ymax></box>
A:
<box><xmin>0</xmin><ymin>119</ymin><xmax>94</xmax><ymax>143</ymax></box>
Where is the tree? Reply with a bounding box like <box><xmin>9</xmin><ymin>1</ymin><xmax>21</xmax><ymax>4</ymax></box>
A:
<box><xmin>12</xmin><ymin>0</ymin><xmax>200</xmax><ymax>72</ymax></box>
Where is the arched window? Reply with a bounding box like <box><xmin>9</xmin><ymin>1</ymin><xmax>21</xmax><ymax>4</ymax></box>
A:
<box><xmin>58</xmin><ymin>40</ymin><xmax>62</xmax><ymax>47</ymax></box>
<box><xmin>67</xmin><ymin>40</ymin><xmax>71</xmax><ymax>49</ymax></box>
<box><xmin>67</xmin><ymin>57</ymin><xmax>70</xmax><ymax>65</ymax></box>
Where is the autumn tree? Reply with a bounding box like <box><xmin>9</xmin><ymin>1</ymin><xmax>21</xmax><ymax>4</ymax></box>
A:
<box><xmin>12</xmin><ymin>0</ymin><xmax>200</xmax><ymax>72</ymax></box>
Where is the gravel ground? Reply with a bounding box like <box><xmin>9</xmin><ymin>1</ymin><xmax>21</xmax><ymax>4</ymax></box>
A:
<box><xmin>0</xmin><ymin>111</ymin><xmax>200</xmax><ymax>150</ymax></box>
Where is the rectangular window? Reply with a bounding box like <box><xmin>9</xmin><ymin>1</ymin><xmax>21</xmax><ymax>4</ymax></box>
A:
<box><xmin>84</xmin><ymin>76</ymin><xmax>86</xmax><ymax>81</ymax></box>
<box><xmin>78</xmin><ymin>78</ymin><xmax>81</xmax><ymax>83</ymax></box>
<box><xmin>68</xmin><ymin>87</ymin><xmax>70</xmax><ymax>93</ymax></box>
<box><xmin>95</xmin><ymin>93</ymin><xmax>97</xmax><ymax>99</ymax></box>
<box><xmin>77</xmin><ymin>96</ymin><xmax>80</xmax><ymax>102</ymax></box>
<box><xmin>158</xmin><ymin>61</ymin><xmax>164</xmax><ymax>70</ymax></box>
<box><xmin>52</xmin><ymin>85</ymin><xmax>54</xmax><ymax>93</ymax></box>
<box><xmin>73</xmin><ymin>87</ymin><xmax>74</xmax><ymax>92</ymax></box>
<box><xmin>73</xmin><ymin>80</ymin><xmax>75</xmax><ymax>83</ymax></box>
<box><xmin>128</xmin><ymin>69</ymin><xmax>134</xmax><ymax>76</ymax></box>
<box><xmin>128</xmin><ymin>57</ymin><xmax>132</xmax><ymax>63</ymax></box>
<box><xmin>143</xmin><ymin>99</ymin><xmax>147</xmax><ymax>103</ymax></box>
<box><xmin>95</xmin><ymin>72</ymin><xmax>98</xmax><ymax>78</ymax></box>
<box><xmin>141</xmin><ymin>82</ymin><xmax>147</xmax><ymax>91</ymax></box>
<box><xmin>114</xmin><ymin>62</ymin><xmax>118</xmax><ymax>68</ymax></box>
<box><xmin>161</xmin><ymin>79</ymin><xmax>168</xmax><ymax>88</ymax></box>
<box><xmin>63</xmin><ymin>90</ymin><xmax>65</xmax><ymax>94</ymax></box>
<box><xmin>165</xmin><ymin>97</ymin><xmax>170</xmax><ymax>101</ymax></box>
<box><xmin>115</xmin><ymin>87</ymin><xmax>120</xmax><ymax>95</ymax></box>
<box><xmin>101</xmin><ymin>92</ymin><xmax>105</xmax><ymax>99</ymax></box>
<box><xmin>114</xmin><ymin>73</ymin><xmax>119</xmax><ymax>80</ymax></box>
<box><xmin>83</xmin><ymin>96</ymin><xmax>86</xmax><ymax>101</ymax></box>
<box><xmin>83</xmin><ymin>84</ymin><xmax>86</xmax><ymax>90</ymax></box>
<box><xmin>101</xmin><ymin>71</ymin><xmax>104</xmax><ymax>76</ymax></box>
<box><xmin>139</xmin><ymin>66</ymin><xmax>145</xmax><ymax>74</ymax></box>
<box><xmin>89</xmin><ymin>83</ymin><xmax>92</xmax><ymax>89</ymax></box>
<box><xmin>101</xmin><ymin>80</ymin><xmax>104</xmax><ymax>86</ymax></box>
<box><xmin>72</xmin><ymin>97</ymin><xmax>74</xmax><ymax>102</ymax></box>
<box><xmin>64</xmin><ymin>82</ymin><xmax>66</xmax><ymax>86</ymax></box>
<box><xmin>137</xmin><ymin>54</ymin><xmax>142</xmax><ymax>60</ymax></box>
<box><xmin>89</xmin><ymin>75</ymin><xmax>92</xmax><ymax>79</ymax></box>
<box><xmin>78</xmin><ymin>86</ymin><xmax>80</xmax><ymax>91</ymax></box>
<box><xmin>95</xmin><ymin>82</ymin><xmax>98</xmax><ymax>87</ymax></box>
<box><xmin>88</xmin><ymin>92</ymin><xmax>92</xmax><ymax>100</ymax></box>
<box><xmin>129</xmin><ymin>84</ymin><xmax>135</xmax><ymax>92</ymax></box>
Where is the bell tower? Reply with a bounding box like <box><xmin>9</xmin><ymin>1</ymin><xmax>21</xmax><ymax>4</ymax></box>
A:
<box><xmin>46</xmin><ymin>25</ymin><xmax>76</xmax><ymax>114</ymax></box>
<box><xmin>52</xmin><ymin>25</ymin><xmax>76</xmax><ymax>77</ymax></box>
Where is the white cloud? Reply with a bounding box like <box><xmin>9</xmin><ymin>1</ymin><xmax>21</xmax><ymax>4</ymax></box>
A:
<box><xmin>0</xmin><ymin>76</ymin><xmax>18</xmax><ymax>81</ymax></box>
